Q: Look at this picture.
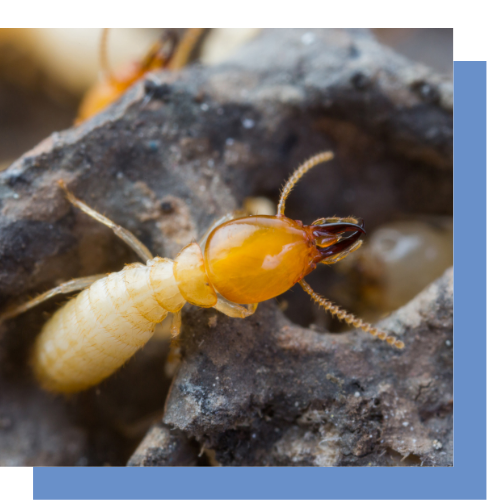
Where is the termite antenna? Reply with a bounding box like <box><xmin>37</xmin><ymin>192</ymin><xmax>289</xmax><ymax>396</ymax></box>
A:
<box><xmin>99</xmin><ymin>28</ymin><xmax>115</xmax><ymax>83</ymax></box>
<box><xmin>277</xmin><ymin>151</ymin><xmax>334</xmax><ymax>216</ymax></box>
<box><xmin>299</xmin><ymin>279</ymin><xmax>404</xmax><ymax>349</ymax></box>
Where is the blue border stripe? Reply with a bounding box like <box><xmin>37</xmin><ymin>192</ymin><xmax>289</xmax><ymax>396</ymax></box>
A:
<box><xmin>33</xmin><ymin>62</ymin><xmax>486</xmax><ymax>500</ymax></box>
<box><xmin>453</xmin><ymin>61</ymin><xmax>487</xmax><ymax>497</ymax></box>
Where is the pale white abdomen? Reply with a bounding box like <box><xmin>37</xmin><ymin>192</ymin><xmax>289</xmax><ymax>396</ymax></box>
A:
<box><xmin>31</xmin><ymin>258</ymin><xmax>185</xmax><ymax>393</ymax></box>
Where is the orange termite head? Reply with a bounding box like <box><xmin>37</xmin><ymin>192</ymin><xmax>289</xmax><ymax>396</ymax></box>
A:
<box><xmin>309</xmin><ymin>216</ymin><xmax>366</xmax><ymax>265</ymax></box>
<box><xmin>204</xmin><ymin>214</ymin><xmax>366</xmax><ymax>305</ymax></box>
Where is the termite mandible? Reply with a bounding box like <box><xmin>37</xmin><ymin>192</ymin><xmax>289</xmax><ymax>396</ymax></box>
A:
<box><xmin>0</xmin><ymin>151</ymin><xmax>404</xmax><ymax>394</ymax></box>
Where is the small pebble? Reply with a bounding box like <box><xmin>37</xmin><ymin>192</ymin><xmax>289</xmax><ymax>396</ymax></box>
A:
<box><xmin>419</xmin><ymin>83</ymin><xmax>439</xmax><ymax>102</ymax></box>
<box><xmin>433</xmin><ymin>439</ymin><xmax>443</xmax><ymax>450</ymax></box>
<box><xmin>242</xmin><ymin>118</ymin><xmax>255</xmax><ymax>129</ymax></box>
<box><xmin>351</xmin><ymin>72</ymin><xmax>370</xmax><ymax>90</ymax></box>
<box><xmin>147</xmin><ymin>140</ymin><xmax>159</xmax><ymax>152</ymax></box>
<box><xmin>301</xmin><ymin>32</ymin><xmax>315</xmax><ymax>45</ymax></box>
<box><xmin>160</xmin><ymin>201</ymin><xmax>174</xmax><ymax>214</ymax></box>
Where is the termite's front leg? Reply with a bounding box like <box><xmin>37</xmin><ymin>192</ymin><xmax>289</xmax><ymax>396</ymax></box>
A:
<box><xmin>213</xmin><ymin>295</ymin><xmax>258</xmax><ymax>318</ymax></box>
<box><xmin>58</xmin><ymin>180</ymin><xmax>154</xmax><ymax>263</ymax></box>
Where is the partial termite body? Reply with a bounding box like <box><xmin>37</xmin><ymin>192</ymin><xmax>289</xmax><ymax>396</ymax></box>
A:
<box><xmin>76</xmin><ymin>28</ymin><xmax>205</xmax><ymax>123</ymax></box>
<box><xmin>0</xmin><ymin>152</ymin><xmax>403</xmax><ymax>394</ymax></box>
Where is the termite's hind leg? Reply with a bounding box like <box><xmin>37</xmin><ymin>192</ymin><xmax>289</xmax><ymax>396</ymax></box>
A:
<box><xmin>165</xmin><ymin>311</ymin><xmax>183</xmax><ymax>378</ymax></box>
<box><xmin>0</xmin><ymin>274</ymin><xmax>106</xmax><ymax>324</ymax></box>
<box><xmin>168</xmin><ymin>310</ymin><xmax>182</xmax><ymax>338</ymax></box>
<box><xmin>58</xmin><ymin>180</ymin><xmax>153</xmax><ymax>264</ymax></box>
<box><xmin>152</xmin><ymin>313</ymin><xmax>174</xmax><ymax>340</ymax></box>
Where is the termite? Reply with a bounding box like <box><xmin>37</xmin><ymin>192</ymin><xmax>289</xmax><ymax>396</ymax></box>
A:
<box><xmin>76</xmin><ymin>28</ymin><xmax>205</xmax><ymax>123</ymax></box>
<box><xmin>0</xmin><ymin>151</ymin><xmax>404</xmax><ymax>394</ymax></box>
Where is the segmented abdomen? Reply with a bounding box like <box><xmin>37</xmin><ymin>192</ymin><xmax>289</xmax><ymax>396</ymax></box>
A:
<box><xmin>32</xmin><ymin>258</ymin><xmax>184</xmax><ymax>393</ymax></box>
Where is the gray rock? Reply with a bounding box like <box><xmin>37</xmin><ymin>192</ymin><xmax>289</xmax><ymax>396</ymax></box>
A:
<box><xmin>163</xmin><ymin>268</ymin><xmax>453</xmax><ymax>466</ymax></box>
<box><xmin>0</xmin><ymin>377</ymin><xmax>87</xmax><ymax>466</ymax></box>
<box><xmin>127</xmin><ymin>423</ymin><xmax>199</xmax><ymax>467</ymax></box>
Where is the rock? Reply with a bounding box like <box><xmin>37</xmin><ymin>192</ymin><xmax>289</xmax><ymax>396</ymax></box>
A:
<box><xmin>0</xmin><ymin>377</ymin><xmax>87</xmax><ymax>466</ymax></box>
<box><xmin>0</xmin><ymin>29</ymin><xmax>452</xmax><ymax>466</ymax></box>
<box><xmin>163</xmin><ymin>268</ymin><xmax>453</xmax><ymax>466</ymax></box>
<box><xmin>127</xmin><ymin>423</ymin><xmax>200</xmax><ymax>467</ymax></box>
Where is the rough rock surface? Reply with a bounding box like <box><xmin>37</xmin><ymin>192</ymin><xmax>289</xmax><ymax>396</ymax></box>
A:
<box><xmin>126</xmin><ymin>423</ymin><xmax>200</xmax><ymax>467</ymax></box>
<box><xmin>161</xmin><ymin>268</ymin><xmax>453</xmax><ymax>466</ymax></box>
<box><xmin>0</xmin><ymin>377</ymin><xmax>86</xmax><ymax>466</ymax></box>
<box><xmin>0</xmin><ymin>29</ymin><xmax>452</xmax><ymax>466</ymax></box>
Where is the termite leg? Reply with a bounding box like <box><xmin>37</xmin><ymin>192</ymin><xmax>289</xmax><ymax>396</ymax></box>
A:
<box><xmin>0</xmin><ymin>274</ymin><xmax>106</xmax><ymax>324</ymax></box>
<box><xmin>170</xmin><ymin>310</ymin><xmax>182</xmax><ymax>338</ymax></box>
<box><xmin>58</xmin><ymin>180</ymin><xmax>153</xmax><ymax>263</ymax></box>
<box><xmin>169</xmin><ymin>28</ymin><xmax>206</xmax><ymax>70</ymax></box>
<box><xmin>299</xmin><ymin>279</ymin><xmax>405</xmax><ymax>349</ymax></box>
<box><xmin>152</xmin><ymin>314</ymin><xmax>174</xmax><ymax>340</ymax></box>
<box><xmin>165</xmin><ymin>311</ymin><xmax>183</xmax><ymax>378</ymax></box>
<box><xmin>99</xmin><ymin>28</ymin><xmax>115</xmax><ymax>83</ymax></box>
<box><xmin>213</xmin><ymin>295</ymin><xmax>258</xmax><ymax>318</ymax></box>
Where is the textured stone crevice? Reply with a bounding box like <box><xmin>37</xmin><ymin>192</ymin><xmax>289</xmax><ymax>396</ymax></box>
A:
<box><xmin>157</xmin><ymin>268</ymin><xmax>452</xmax><ymax>466</ymax></box>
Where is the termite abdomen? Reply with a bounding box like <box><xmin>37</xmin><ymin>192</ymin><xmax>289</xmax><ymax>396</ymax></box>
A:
<box><xmin>32</xmin><ymin>259</ymin><xmax>183</xmax><ymax>393</ymax></box>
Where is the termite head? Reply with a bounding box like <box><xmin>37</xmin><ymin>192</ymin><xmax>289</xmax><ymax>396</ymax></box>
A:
<box><xmin>310</xmin><ymin>216</ymin><xmax>366</xmax><ymax>265</ymax></box>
